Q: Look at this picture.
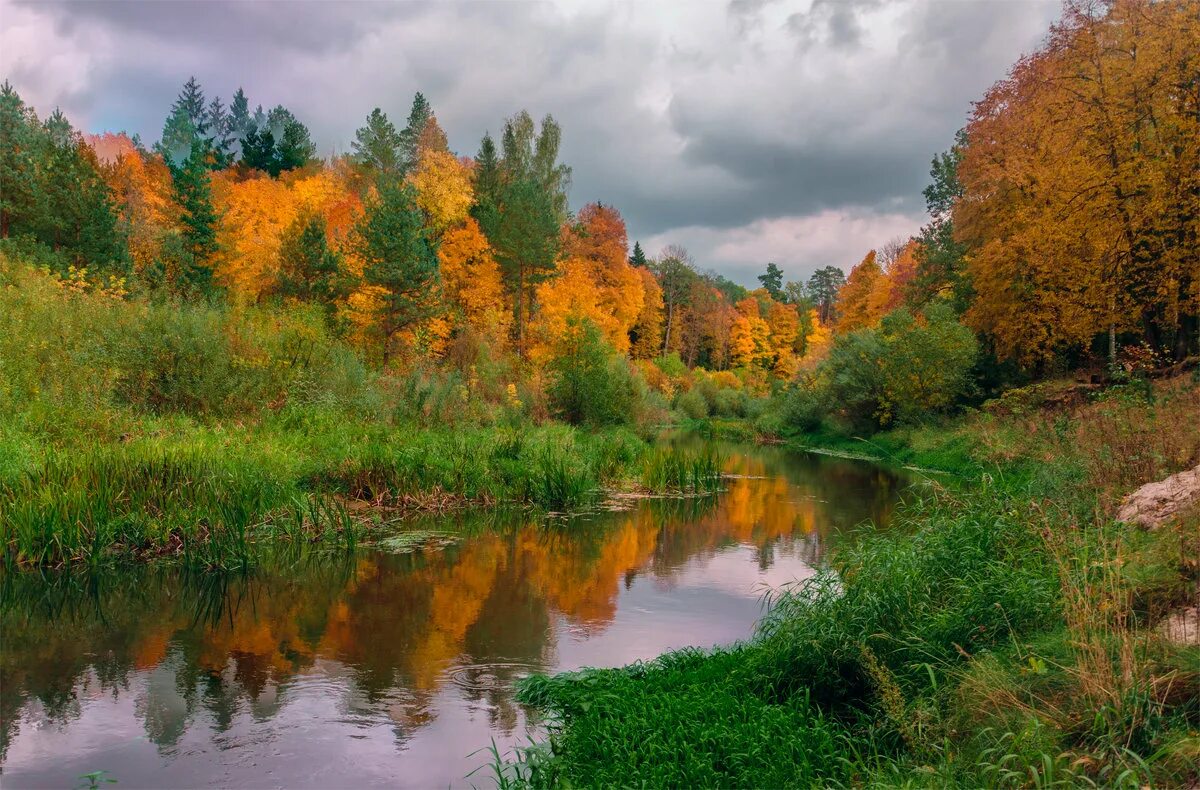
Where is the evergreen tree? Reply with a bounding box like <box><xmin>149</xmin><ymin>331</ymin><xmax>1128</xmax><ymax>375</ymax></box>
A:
<box><xmin>0</xmin><ymin>81</ymin><xmax>36</xmax><ymax>240</ymax></box>
<box><xmin>490</xmin><ymin>177</ymin><xmax>561</xmax><ymax>356</ymax></box>
<box><xmin>911</xmin><ymin>129</ymin><xmax>971</xmax><ymax>311</ymax></box>
<box><xmin>227</xmin><ymin>88</ymin><xmax>253</xmax><ymax>160</ymax></box>
<box><xmin>277</xmin><ymin>213</ymin><xmax>343</xmax><ymax>314</ymax></box>
<box><xmin>758</xmin><ymin>262</ymin><xmax>785</xmax><ymax>301</ymax></box>
<box><xmin>806</xmin><ymin>265</ymin><xmax>847</xmax><ymax>324</ymax></box>
<box><xmin>350</xmin><ymin>180</ymin><xmax>438</xmax><ymax>364</ymax></box>
<box><xmin>471</xmin><ymin>132</ymin><xmax>502</xmax><ymax>238</ymax></box>
<box><xmin>207</xmin><ymin>95</ymin><xmax>233</xmax><ymax>168</ymax></box>
<box><xmin>240</xmin><ymin>125</ymin><xmax>276</xmax><ymax>173</ymax></box>
<box><xmin>168</xmin><ymin>137</ymin><xmax>218</xmax><ymax>291</ymax></box>
<box><xmin>157</xmin><ymin>76</ymin><xmax>209</xmax><ymax>167</ymax></box>
<box><xmin>239</xmin><ymin>106</ymin><xmax>315</xmax><ymax>176</ymax></box>
<box><xmin>629</xmin><ymin>241</ymin><xmax>647</xmax><ymax>267</ymax></box>
<box><xmin>351</xmin><ymin>107</ymin><xmax>402</xmax><ymax>179</ymax></box>
<box><xmin>398</xmin><ymin>92</ymin><xmax>432</xmax><ymax>174</ymax></box>
<box><xmin>0</xmin><ymin>87</ymin><xmax>127</xmax><ymax>275</ymax></box>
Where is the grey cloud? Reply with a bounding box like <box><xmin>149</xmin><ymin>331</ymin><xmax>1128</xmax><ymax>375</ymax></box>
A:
<box><xmin>2</xmin><ymin>0</ymin><xmax>1060</xmax><ymax>277</ymax></box>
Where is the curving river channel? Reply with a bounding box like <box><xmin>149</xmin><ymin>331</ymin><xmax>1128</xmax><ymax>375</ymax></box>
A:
<box><xmin>0</xmin><ymin>441</ymin><xmax>908</xmax><ymax>788</ymax></box>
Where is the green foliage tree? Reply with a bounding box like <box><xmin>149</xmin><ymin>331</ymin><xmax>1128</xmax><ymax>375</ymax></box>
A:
<box><xmin>823</xmin><ymin>304</ymin><xmax>978</xmax><ymax>430</ymax></box>
<box><xmin>911</xmin><ymin>129</ymin><xmax>971</xmax><ymax>311</ymax></box>
<box><xmin>398</xmin><ymin>92</ymin><xmax>432</xmax><ymax>174</ymax></box>
<box><xmin>758</xmin><ymin>262</ymin><xmax>784</xmax><ymax>301</ymax></box>
<box><xmin>168</xmin><ymin>137</ymin><xmax>219</xmax><ymax>292</ymax></box>
<box><xmin>240</xmin><ymin>106</ymin><xmax>315</xmax><ymax>176</ymax></box>
<box><xmin>547</xmin><ymin>318</ymin><xmax>640</xmax><ymax>427</ymax></box>
<box><xmin>350</xmin><ymin>180</ymin><xmax>438</xmax><ymax>365</ymax></box>
<box><xmin>652</xmin><ymin>246</ymin><xmax>699</xmax><ymax>355</ymax></box>
<box><xmin>352</xmin><ymin>107</ymin><xmax>402</xmax><ymax>180</ymax></box>
<box><xmin>629</xmin><ymin>241</ymin><xmax>647</xmax><ymax>267</ymax></box>
<box><xmin>806</xmin><ymin>266</ymin><xmax>846</xmax><ymax>324</ymax></box>
<box><xmin>277</xmin><ymin>213</ymin><xmax>344</xmax><ymax>316</ymax></box>
<box><xmin>490</xmin><ymin>177</ymin><xmax>560</xmax><ymax>356</ymax></box>
<box><xmin>157</xmin><ymin>76</ymin><xmax>210</xmax><ymax>168</ymax></box>
<box><xmin>0</xmin><ymin>85</ymin><xmax>128</xmax><ymax>276</ymax></box>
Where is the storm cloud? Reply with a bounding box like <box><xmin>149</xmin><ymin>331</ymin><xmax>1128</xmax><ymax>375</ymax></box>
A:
<box><xmin>1</xmin><ymin>0</ymin><xmax>1060</xmax><ymax>286</ymax></box>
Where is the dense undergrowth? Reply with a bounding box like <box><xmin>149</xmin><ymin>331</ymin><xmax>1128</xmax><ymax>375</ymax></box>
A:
<box><xmin>504</xmin><ymin>379</ymin><xmax>1200</xmax><ymax>788</ymax></box>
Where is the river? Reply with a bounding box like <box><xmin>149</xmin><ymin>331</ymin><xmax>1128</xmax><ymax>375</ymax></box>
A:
<box><xmin>0</xmin><ymin>441</ymin><xmax>907</xmax><ymax>788</ymax></box>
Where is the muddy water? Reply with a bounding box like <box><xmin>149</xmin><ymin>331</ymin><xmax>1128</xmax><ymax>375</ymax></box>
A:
<box><xmin>0</xmin><ymin>442</ymin><xmax>907</xmax><ymax>788</ymax></box>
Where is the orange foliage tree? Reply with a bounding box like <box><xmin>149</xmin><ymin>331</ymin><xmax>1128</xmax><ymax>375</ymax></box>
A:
<box><xmin>956</xmin><ymin>0</ymin><xmax>1199</xmax><ymax>364</ymax></box>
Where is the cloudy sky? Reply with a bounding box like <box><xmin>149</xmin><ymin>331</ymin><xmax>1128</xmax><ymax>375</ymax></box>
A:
<box><xmin>1</xmin><ymin>0</ymin><xmax>1060</xmax><ymax>287</ymax></box>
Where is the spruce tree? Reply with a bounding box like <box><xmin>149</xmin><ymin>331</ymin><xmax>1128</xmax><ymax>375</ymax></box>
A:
<box><xmin>227</xmin><ymin>88</ymin><xmax>253</xmax><ymax>160</ymax></box>
<box><xmin>629</xmin><ymin>241</ymin><xmax>647</xmax><ymax>267</ymax></box>
<box><xmin>278</xmin><ymin>213</ymin><xmax>343</xmax><ymax>315</ymax></box>
<box><xmin>169</xmin><ymin>137</ymin><xmax>218</xmax><ymax>291</ymax></box>
<box><xmin>207</xmin><ymin>95</ymin><xmax>233</xmax><ymax>168</ymax></box>
<box><xmin>471</xmin><ymin>132</ymin><xmax>502</xmax><ymax>238</ymax></box>
<box><xmin>350</xmin><ymin>180</ymin><xmax>438</xmax><ymax>364</ymax></box>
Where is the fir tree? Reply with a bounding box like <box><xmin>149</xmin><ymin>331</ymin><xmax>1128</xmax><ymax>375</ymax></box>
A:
<box><xmin>629</xmin><ymin>241</ymin><xmax>647</xmax><ymax>267</ymax></box>
<box><xmin>168</xmin><ymin>137</ymin><xmax>219</xmax><ymax>291</ymax></box>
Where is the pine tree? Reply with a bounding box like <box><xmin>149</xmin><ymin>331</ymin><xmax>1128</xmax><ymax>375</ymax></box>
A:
<box><xmin>398</xmin><ymin>92</ymin><xmax>432</xmax><ymax>174</ymax></box>
<box><xmin>629</xmin><ymin>241</ymin><xmax>647</xmax><ymax>267</ymax></box>
<box><xmin>351</xmin><ymin>107</ymin><xmax>402</xmax><ymax>179</ymax></box>
<box><xmin>758</xmin><ymin>262</ymin><xmax>784</xmax><ymax>301</ymax></box>
<box><xmin>350</xmin><ymin>180</ymin><xmax>438</xmax><ymax>364</ymax></box>
<box><xmin>207</xmin><ymin>95</ymin><xmax>233</xmax><ymax>168</ymax></box>
<box><xmin>490</xmin><ymin>178</ymin><xmax>560</xmax><ymax>356</ymax></box>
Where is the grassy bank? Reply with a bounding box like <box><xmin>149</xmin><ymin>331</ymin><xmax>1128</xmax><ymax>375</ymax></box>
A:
<box><xmin>505</xmin><ymin>379</ymin><xmax>1200</xmax><ymax>788</ymax></box>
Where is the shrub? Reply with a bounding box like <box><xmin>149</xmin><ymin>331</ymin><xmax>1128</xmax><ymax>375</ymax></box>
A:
<box><xmin>824</xmin><ymin>304</ymin><xmax>978</xmax><ymax>431</ymax></box>
<box><xmin>546</xmin><ymin>318</ymin><xmax>643</xmax><ymax>427</ymax></box>
<box><xmin>676</xmin><ymin>388</ymin><xmax>709</xmax><ymax>419</ymax></box>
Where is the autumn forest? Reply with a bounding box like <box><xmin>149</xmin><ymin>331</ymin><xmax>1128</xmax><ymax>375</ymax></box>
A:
<box><xmin>1</xmin><ymin>0</ymin><xmax>1198</xmax><ymax>787</ymax></box>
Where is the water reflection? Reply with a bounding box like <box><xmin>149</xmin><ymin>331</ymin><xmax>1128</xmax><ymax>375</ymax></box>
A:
<box><xmin>0</xmin><ymin>444</ymin><xmax>905</xmax><ymax>788</ymax></box>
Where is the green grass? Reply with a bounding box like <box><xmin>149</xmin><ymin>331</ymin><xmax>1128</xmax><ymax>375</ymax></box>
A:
<box><xmin>0</xmin><ymin>417</ymin><xmax>652</xmax><ymax>568</ymax></box>
<box><xmin>640</xmin><ymin>446</ymin><xmax>723</xmax><ymax>494</ymax></box>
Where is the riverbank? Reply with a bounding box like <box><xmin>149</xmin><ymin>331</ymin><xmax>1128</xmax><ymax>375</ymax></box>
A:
<box><xmin>506</xmin><ymin>377</ymin><xmax>1200</xmax><ymax>787</ymax></box>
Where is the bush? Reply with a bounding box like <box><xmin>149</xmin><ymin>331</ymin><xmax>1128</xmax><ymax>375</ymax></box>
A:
<box><xmin>676</xmin><ymin>388</ymin><xmax>709</xmax><ymax>419</ymax></box>
<box><xmin>546</xmin><ymin>318</ymin><xmax>644</xmax><ymax>427</ymax></box>
<box><xmin>824</xmin><ymin>304</ymin><xmax>978</xmax><ymax>431</ymax></box>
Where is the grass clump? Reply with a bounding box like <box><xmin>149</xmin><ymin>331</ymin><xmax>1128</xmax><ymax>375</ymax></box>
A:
<box><xmin>640</xmin><ymin>446</ymin><xmax>723</xmax><ymax>494</ymax></box>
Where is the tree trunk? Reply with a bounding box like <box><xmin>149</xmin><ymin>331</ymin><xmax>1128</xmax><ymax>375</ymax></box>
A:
<box><xmin>662</xmin><ymin>302</ymin><xmax>674</xmax><ymax>357</ymax></box>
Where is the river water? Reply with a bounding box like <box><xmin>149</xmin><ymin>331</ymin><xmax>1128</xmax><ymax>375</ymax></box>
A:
<box><xmin>0</xmin><ymin>442</ymin><xmax>906</xmax><ymax>788</ymax></box>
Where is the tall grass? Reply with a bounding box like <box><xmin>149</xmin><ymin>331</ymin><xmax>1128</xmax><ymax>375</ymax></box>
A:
<box><xmin>640</xmin><ymin>447</ymin><xmax>723</xmax><ymax>494</ymax></box>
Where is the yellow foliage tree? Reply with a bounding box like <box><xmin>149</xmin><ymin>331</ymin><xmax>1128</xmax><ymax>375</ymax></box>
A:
<box><xmin>437</xmin><ymin>218</ymin><xmax>511</xmax><ymax>344</ymax></box>
<box><xmin>408</xmin><ymin>149</ymin><xmax>474</xmax><ymax>236</ymax></box>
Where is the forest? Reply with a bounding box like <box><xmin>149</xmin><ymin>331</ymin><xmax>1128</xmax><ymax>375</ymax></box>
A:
<box><xmin>0</xmin><ymin>0</ymin><xmax>1198</xmax><ymax>787</ymax></box>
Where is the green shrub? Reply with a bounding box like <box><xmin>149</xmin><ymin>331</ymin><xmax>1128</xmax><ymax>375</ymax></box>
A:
<box><xmin>676</xmin><ymin>388</ymin><xmax>709</xmax><ymax>419</ymax></box>
<box><xmin>824</xmin><ymin>304</ymin><xmax>978</xmax><ymax>431</ymax></box>
<box><xmin>546</xmin><ymin>318</ymin><xmax>644</xmax><ymax>427</ymax></box>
